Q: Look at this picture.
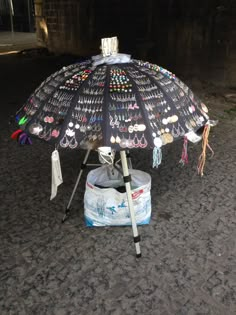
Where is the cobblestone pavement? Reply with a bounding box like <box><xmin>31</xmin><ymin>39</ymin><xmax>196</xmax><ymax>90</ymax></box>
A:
<box><xmin>0</xmin><ymin>53</ymin><xmax>236</xmax><ymax>315</ymax></box>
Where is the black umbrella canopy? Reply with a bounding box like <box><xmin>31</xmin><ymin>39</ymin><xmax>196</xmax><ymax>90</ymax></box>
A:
<box><xmin>14</xmin><ymin>58</ymin><xmax>209</xmax><ymax>151</ymax></box>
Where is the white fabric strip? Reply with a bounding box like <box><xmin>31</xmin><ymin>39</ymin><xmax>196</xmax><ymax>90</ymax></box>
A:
<box><xmin>50</xmin><ymin>149</ymin><xmax>63</xmax><ymax>200</ymax></box>
<box><xmin>92</xmin><ymin>53</ymin><xmax>131</xmax><ymax>66</ymax></box>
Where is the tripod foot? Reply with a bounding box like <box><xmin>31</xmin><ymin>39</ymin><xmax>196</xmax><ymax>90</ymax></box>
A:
<box><xmin>61</xmin><ymin>208</ymin><xmax>70</xmax><ymax>223</ymax></box>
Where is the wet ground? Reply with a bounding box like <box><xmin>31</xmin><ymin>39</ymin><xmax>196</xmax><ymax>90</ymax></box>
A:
<box><xmin>0</xmin><ymin>46</ymin><xmax>236</xmax><ymax>314</ymax></box>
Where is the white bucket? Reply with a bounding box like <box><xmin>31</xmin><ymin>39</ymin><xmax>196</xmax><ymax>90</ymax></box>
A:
<box><xmin>84</xmin><ymin>165</ymin><xmax>152</xmax><ymax>226</ymax></box>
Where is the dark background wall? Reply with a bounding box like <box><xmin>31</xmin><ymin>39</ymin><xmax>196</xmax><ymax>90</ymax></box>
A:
<box><xmin>0</xmin><ymin>0</ymin><xmax>35</xmax><ymax>32</ymax></box>
<box><xmin>35</xmin><ymin>0</ymin><xmax>236</xmax><ymax>86</ymax></box>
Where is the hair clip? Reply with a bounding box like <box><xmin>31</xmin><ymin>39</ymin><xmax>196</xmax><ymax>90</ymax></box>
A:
<box><xmin>17</xmin><ymin>132</ymin><xmax>32</xmax><ymax>145</ymax></box>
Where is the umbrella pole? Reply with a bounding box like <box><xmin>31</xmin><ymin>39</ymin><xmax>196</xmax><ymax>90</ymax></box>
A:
<box><xmin>126</xmin><ymin>150</ymin><xmax>133</xmax><ymax>169</ymax></box>
<box><xmin>62</xmin><ymin>149</ymin><xmax>91</xmax><ymax>223</ymax></box>
<box><xmin>120</xmin><ymin>150</ymin><xmax>141</xmax><ymax>258</ymax></box>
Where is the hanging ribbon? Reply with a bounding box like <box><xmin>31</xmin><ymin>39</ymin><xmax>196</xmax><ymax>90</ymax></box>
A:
<box><xmin>197</xmin><ymin>124</ymin><xmax>214</xmax><ymax>176</ymax></box>
<box><xmin>179</xmin><ymin>136</ymin><xmax>188</xmax><ymax>166</ymax></box>
<box><xmin>153</xmin><ymin>147</ymin><xmax>162</xmax><ymax>168</ymax></box>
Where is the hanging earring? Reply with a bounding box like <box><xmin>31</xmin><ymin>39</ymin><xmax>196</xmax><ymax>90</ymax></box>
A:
<box><xmin>114</xmin><ymin>114</ymin><xmax>119</xmax><ymax>126</ymax></box>
<box><xmin>190</xmin><ymin>119</ymin><xmax>196</xmax><ymax>128</ymax></box>
<box><xmin>93</xmin><ymin>113</ymin><xmax>97</xmax><ymax>123</ymax></box>
<box><xmin>177</xmin><ymin>123</ymin><xmax>185</xmax><ymax>136</ymax></box>
<box><xmin>133</xmin><ymin>133</ymin><xmax>139</xmax><ymax>148</ymax></box>
<box><xmin>185</xmin><ymin>120</ymin><xmax>192</xmax><ymax>130</ymax></box>
<box><xmin>51</xmin><ymin>128</ymin><xmax>60</xmax><ymax>138</ymax></box>
<box><xmin>119</xmin><ymin>124</ymin><xmax>123</xmax><ymax>132</ymax></box>
<box><xmin>115</xmin><ymin>134</ymin><xmax>121</xmax><ymax>144</ymax></box>
<box><xmin>133</xmin><ymin>123</ymin><xmax>139</xmax><ymax>132</ymax></box>
<box><xmin>92</xmin><ymin>133</ymin><xmax>97</xmax><ymax>141</ymax></box>
<box><xmin>171</xmin><ymin>125</ymin><xmax>179</xmax><ymax>138</ymax></box>
<box><xmin>128</xmin><ymin>122</ymin><xmax>134</xmax><ymax>133</ymax></box>
<box><xmin>110</xmin><ymin>134</ymin><xmax>116</xmax><ymax>144</ymax></box>
<box><xmin>69</xmin><ymin>135</ymin><xmax>78</xmax><ymax>149</ymax></box>
<box><xmin>139</xmin><ymin>134</ymin><xmax>148</xmax><ymax>148</ymax></box>
<box><xmin>44</xmin><ymin>128</ymin><xmax>52</xmax><ymax>141</ymax></box>
<box><xmin>92</xmin><ymin>123</ymin><xmax>97</xmax><ymax>132</ymax></box>
<box><xmin>109</xmin><ymin>114</ymin><xmax>115</xmax><ymax>128</ymax></box>
<box><xmin>133</xmin><ymin>113</ymin><xmax>139</xmax><ymax>121</ymax></box>
<box><xmin>127</xmin><ymin>135</ymin><xmax>134</xmax><ymax>149</ymax></box>
<box><xmin>119</xmin><ymin>135</ymin><xmax>128</xmax><ymax>148</ymax></box>
<box><xmin>195</xmin><ymin>114</ymin><xmax>202</xmax><ymax>126</ymax></box>
<box><xmin>123</xmin><ymin>124</ymin><xmax>128</xmax><ymax>132</ymax></box>
<box><xmin>38</xmin><ymin>126</ymin><xmax>47</xmax><ymax>139</ymax></box>
<box><xmin>60</xmin><ymin>134</ymin><xmax>69</xmax><ymax>148</ymax></box>
<box><xmin>96</xmin><ymin>124</ymin><xmax>102</xmax><ymax>132</ymax></box>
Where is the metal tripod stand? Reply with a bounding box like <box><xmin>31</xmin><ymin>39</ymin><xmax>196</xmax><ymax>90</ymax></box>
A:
<box><xmin>61</xmin><ymin>149</ymin><xmax>141</xmax><ymax>257</ymax></box>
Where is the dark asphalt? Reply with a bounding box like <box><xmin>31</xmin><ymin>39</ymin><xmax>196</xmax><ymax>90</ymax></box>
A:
<box><xmin>0</xmin><ymin>51</ymin><xmax>236</xmax><ymax>315</ymax></box>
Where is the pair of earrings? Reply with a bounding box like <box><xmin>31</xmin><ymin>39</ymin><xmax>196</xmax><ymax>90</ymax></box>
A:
<box><xmin>60</xmin><ymin>134</ymin><xmax>78</xmax><ymax>149</ymax></box>
<box><xmin>118</xmin><ymin>134</ymin><xmax>148</xmax><ymax>149</ymax></box>
<box><xmin>109</xmin><ymin>115</ymin><xmax>120</xmax><ymax>128</ymax></box>
<box><xmin>38</xmin><ymin>126</ymin><xmax>52</xmax><ymax>141</ymax></box>
<box><xmin>171</xmin><ymin>123</ymin><xmax>185</xmax><ymax>138</ymax></box>
<box><xmin>44</xmin><ymin>116</ymin><xmax>54</xmax><ymax>123</ymax></box>
<box><xmin>110</xmin><ymin>135</ymin><xmax>121</xmax><ymax>144</ymax></box>
<box><xmin>132</xmin><ymin>134</ymin><xmax>148</xmax><ymax>148</ymax></box>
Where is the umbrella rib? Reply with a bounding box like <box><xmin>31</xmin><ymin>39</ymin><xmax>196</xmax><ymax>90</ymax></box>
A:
<box><xmin>132</xmin><ymin>61</ymin><xmax>207</xmax><ymax>135</ymax></box>
<box><xmin>132</xmin><ymin>62</ymin><xmax>178</xmax><ymax>115</ymax></box>
<box><xmin>174</xmin><ymin>80</ymin><xmax>204</xmax><ymax>118</ymax></box>
<box><xmin>24</xmin><ymin>63</ymin><xmax>82</xmax><ymax>120</ymax></box>
<box><xmin>131</xmin><ymin>62</ymin><xmax>188</xmax><ymax>138</ymax></box>
<box><xmin>20</xmin><ymin>62</ymin><xmax>92</xmax><ymax>146</ymax></box>
<box><xmin>119</xmin><ymin>63</ymin><xmax>155</xmax><ymax>149</ymax></box>
<box><xmin>55</xmin><ymin>61</ymin><xmax>96</xmax><ymax>147</ymax></box>
<box><xmin>102</xmin><ymin>65</ymin><xmax>111</xmax><ymax>146</ymax></box>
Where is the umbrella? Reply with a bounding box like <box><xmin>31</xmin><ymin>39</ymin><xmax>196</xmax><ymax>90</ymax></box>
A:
<box><xmin>12</xmin><ymin>37</ymin><xmax>212</xmax><ymax>257</ymax></box>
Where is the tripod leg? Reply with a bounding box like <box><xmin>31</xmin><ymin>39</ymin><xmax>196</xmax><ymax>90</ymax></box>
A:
<box><xmin>120</xmin><ymin>150</ymin><xmax>141</xmax><ymax>258</ymax></box>
<box><xmin>62</xmin><ymin>150</ymin><xmax>91</xmax><ymax>223</ymax></box>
